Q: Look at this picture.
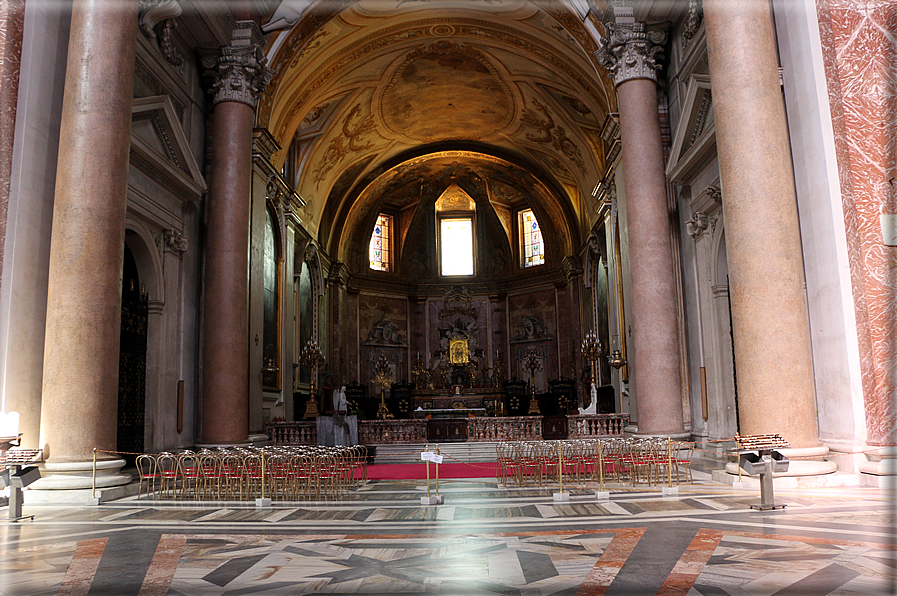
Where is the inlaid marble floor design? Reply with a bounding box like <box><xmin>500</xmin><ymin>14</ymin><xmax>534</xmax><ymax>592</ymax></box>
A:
<box><xmin>0</xmin><ymin>478</ymin><xmax>894</xmax><ymax>595</ymax></box>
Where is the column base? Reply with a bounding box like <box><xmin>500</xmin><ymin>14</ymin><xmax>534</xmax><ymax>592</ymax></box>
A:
<box><xmin>724</xmin><ymin>444</ymin><xmax>837</xmax><ymax>478</ymax></box>
<box><xmin>631</xmin><ymin>431</ymin><xmax>693</xmax><ymax>440</ymax></box>
<box><xmin>28</xmin><ymin>459</ymin><xmax>132</xmax><ymax>494</ymax></box>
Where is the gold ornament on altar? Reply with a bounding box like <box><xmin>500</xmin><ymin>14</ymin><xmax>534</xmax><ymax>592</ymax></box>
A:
<box><xmin>372</xmin><ymin>356</ymin><xmax>394</xmax><ymax>420</ymax></box>
<box><xmin>521</xmin><ymin>348</ymin><xmax>543</xmax><ymax>415</ymax></box>
<box><xmin>449</xmin><ymin>337</ymin><xmax>470</xmax><ymax>364</ymax></box>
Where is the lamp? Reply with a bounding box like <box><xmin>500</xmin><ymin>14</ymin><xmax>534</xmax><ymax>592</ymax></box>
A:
<box><xmin>299</xmin><ymin>340</ymin><xmax>325</xmax><ymax>419</ymax></box>
<box><xmin>521</xmin><ymin>349</ymin><xmax>543</xmax><ymax>414</ymax></box>
<box><xmin>371</xmin><ymin>356</ymin><xmax>393</xmax><ymax>420</ymax></box>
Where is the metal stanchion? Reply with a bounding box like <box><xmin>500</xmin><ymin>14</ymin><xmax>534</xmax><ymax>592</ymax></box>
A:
<box><xmin>662</xmin><ymin>438</ymin><xmax>678</xmax><ymax>496</ymax></box>
<box><xmin>553</xmin><ymin>441</ymin><xmax>569</xmax><ymax>501</ymax></box>
<box><xmin>256</xmin><ymin>452</ymin><xmax>271</xmax><ymax>507</ymax></box>
<box><xmin>596</xmin><ymin>440</ymin><xmax>609</xmax><ymax>500</ymax></box>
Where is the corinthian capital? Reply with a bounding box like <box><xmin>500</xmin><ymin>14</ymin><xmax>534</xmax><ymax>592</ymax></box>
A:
<box><xmin>596</xmin><ymin>21</ymin><xmax>667</xmax><ymax>86</ymax></box>
<box><xmin>202</xmin><ymin>23</ymin><xmax>273</xmax><ymax>108</ymax></box>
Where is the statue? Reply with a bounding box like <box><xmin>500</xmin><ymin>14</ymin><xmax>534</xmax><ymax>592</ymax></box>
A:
<box><xmin>578</xmin><ymin>384</ymin><xmax>598</xmax><ymax>415</ymax></box>
<box><xmin>332</xmin><ymin>385</ymin><xmax>347</xmax><ymax>413</ymax></box>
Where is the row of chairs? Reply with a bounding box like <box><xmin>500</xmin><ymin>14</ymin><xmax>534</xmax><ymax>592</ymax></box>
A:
<box><xmin>135</xmin><ymin>445</ymin><xmax>368</xmax><ymax>501</ymax></box>
<box><xmin>496</xmin><ymin>438</ymin><xmax>693</xmax><ymax>488</ymax></box>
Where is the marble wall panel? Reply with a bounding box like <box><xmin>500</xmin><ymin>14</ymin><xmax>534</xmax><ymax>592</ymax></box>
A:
<box><xmin>816</xmin><ymin>0</ymin><xmax>896</xmax><ymax>445</ymax></box>
<box><xmin>427</xmin><ymin>296</ymin><xmax>489</xmax><ymax>361</ymax></box>
<box><xmin>507</xmin><ymin>288</ymin><xmax>559</xmax><ymax>383</ymax></box>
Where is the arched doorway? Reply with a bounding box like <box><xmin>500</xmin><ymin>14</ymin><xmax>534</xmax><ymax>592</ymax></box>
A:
<box><xmin>117</xmin><ymin>245</ymin><xmax>148</xmax><ymax>463</ymax></box>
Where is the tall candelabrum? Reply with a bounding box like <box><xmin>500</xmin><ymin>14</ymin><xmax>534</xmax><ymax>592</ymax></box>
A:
<box><xmin>411</xmin><ymin>352</ymin><xmax>430</xmax><ymax>388</ymax></box>
<box><xmin>521</xmin><ymin>348</ymin><xmax>543</xmax><ymax>415</ymax></box>
<box><xmin>371</xmin><ymin>356</ymin><xmax>394</xmax><ymax>420</ymax></box>
<box><xmin>300</xmin><ymin>340</ymin><xmax>325</xmax><ymax>419</ymax></box>
<box><xmin>581</xmin><ymin>331</ymin><xmax>603</xmax><ymax>408</ymax></box>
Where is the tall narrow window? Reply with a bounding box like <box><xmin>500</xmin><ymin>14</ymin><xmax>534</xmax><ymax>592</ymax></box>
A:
<box><xmin>369</xmin><ymin>213</ymin><xmax>392</xmax><ymax>271</ymax></box>
<box><xmin>263</xmin><ymin>207</ymin><xmax>281</xmax><ymax>389</ymax></box>
<box><xmin>520</xmin><ymin>209</ymin><xmax>545</xmax><ymax>267</ymax></box>
<box><xmin>440</xmin><ymin>217</ymin><xmax>474</xmax><ymax>276</ymax></box>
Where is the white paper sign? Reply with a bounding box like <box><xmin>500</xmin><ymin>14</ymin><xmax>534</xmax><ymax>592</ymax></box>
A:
<box><xmin>420</xmin><ymin>452</ymin><xmax>443</xmax><ymax>464</ymax></box>
<box><xmin>431</xmin><ymin>454</ymin><xmax>443</xmax><ymax>464</ymax></box>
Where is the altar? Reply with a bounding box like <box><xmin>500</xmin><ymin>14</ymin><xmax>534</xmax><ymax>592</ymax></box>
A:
<box><xmin>412</xmin><ymin>387</ymin><xmax>505</xmax><ymax>415</ymax></box>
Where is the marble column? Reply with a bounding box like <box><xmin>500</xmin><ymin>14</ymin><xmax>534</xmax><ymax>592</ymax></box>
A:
<box><xmin>199</xmin><ymin>22</ymin><xmax>271</xmax><ymax>446</ymax></box>
<box><xmin>703</xmin><ymin>1</ymin><xmax>822</xmax><ymax>450</ymax></box>
<box><xmin>36</xmin><ymin>0</ymin><xmax>137</xmax><ymax>489</ymax></box>
<box><xmin>598</xmin><ymin>20</ymin><xmax>686</xmax><ymax>437</ymax></box>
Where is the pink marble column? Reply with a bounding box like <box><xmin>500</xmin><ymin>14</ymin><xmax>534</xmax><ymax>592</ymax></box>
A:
<box><xmin>199</xmin><ymin>23</ymin><xmax>271</xmax><ymax>446</ymax></box>
<box><xmin>0</xmin><ymin>0</ymin><xmax>25</xmax><ymax>280</ymax></box>
<box><xmin>704</xmin><ymin>1</ymin><xmax>821</xmax><ymax>449</ymax></box>
<box><xmin>598</xmin><ymin>21</ymin><xmax>686</xmax><ymax>437</ymax></box>
<box><xmin>37</xmin><ymin>0</ymin><xmax>137</xmax><ymax>488</ymax></box>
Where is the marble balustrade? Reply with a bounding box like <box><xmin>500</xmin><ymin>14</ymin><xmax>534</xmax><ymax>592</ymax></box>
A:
<box><xmin>266</xmin><ymin>414</ymin><xmax>629</xmax><ymax>445</ymax></box>
<box><xmin>467</xmin><ymin>416</ymin><xmax>543</xmax><ymax>441</ymax></box>
<box><xmin>358</xmin><ymin>419</ymin><xmax>428</xmax><ymax>444</ymax></box>
<box><xmin>568</xmin><ymin>414</ymin><xmax>631</xmax><ymax>439</ymax></box>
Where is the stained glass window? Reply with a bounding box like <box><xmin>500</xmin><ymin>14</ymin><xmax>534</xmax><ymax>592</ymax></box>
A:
<box><xmin>369</xmin><ymin>214</ymin><xmax>391</xmax><ymax>271</ymax></box>
<box><xmin>440</xmin><ymin>217</ymin><xmax>474</xmax><ymax>276</ymax></box>
<box><xmin>520</xmin><ymin>209</ymin><xmax>545</xmax><ymax>267</ymax></box>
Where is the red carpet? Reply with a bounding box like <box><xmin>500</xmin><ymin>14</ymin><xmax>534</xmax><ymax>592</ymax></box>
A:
<box><xmin>364</xmin><ymin>461</ymin><xmax>499</xmax><ymax>480</ymax></box>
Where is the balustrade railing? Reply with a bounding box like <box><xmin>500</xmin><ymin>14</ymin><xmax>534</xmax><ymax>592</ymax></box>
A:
<box><xmin>567</xmin><ymin>414</ymin><xmax>630</xmax><ymax>438</ymax></box>
<box><xmin>358</xmin><ymin>419</ymin><xmax>427</xmax><ymax>444</ymax></box>
<box><xmin>266</xmin><ymin>414</ymin><xmax>626</xmax><ymax>445</ymax></box>
<box><xmin>264</xmin><ymin>421</ymin><xmax>317</xmax><ymax>445</ymax></box>
<box><xmin>468</xmin><ymin>416</ymin><xmax>542</xmax><ymax>442</ymax></box>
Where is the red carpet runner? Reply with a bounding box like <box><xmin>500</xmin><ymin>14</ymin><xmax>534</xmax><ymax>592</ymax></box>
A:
<box><xmin>365</xmin><ymin>461</ymin><xmax>499</xmax><ymax>480</ymax></box>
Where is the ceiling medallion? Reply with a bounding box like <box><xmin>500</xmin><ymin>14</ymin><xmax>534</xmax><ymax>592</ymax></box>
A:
<box><xmin>430</xmin><ymin>24</ymin><xmax>455</xmax><ymax>37</ymax></box>
<box><xmin>381</xmin><ymin>41</ymin><xmax>515</xmax><ymax>142</ymax></box>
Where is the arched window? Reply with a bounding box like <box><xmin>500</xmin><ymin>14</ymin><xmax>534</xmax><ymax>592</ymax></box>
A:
<box><xmin>263</xmin><ymin>206</ymin><xmax>281</xmax><ymax>389</ymax></box>
<box><xmin>519</xmin><ymin>208</ymin><xmax>545</xmax><ymax>267</ymax></box>
<box><xmin>369</xmin><ymin>213</ymin><xmax>392</xmax><ymax>271</ymax></box>
<box><xmin>440</xmin><ymin>217</ymin><xmax>474</xmax><ymax>276</ymax></box>
<box><xmin>436</xmin><ymin>184</ymin><xmax>476</xmax><ymax>277</ymax></box>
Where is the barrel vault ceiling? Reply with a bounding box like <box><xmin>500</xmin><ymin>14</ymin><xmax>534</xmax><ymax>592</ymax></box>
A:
<box><xmin>257</xmin><ymin>0</ymin><xmax>618</xmax><ymax>266</ymax></box>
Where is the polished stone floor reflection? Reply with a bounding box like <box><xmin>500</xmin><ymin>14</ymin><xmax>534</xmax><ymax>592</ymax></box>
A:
<box><xmin>0</xmin><ymin>473</ymin><xmax>894</xmax><ymax>595</ymax></box>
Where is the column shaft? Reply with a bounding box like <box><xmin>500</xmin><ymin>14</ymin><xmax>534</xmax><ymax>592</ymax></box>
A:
<box><xmin>201</xmin><ymin>101</ymin><xmax>254</xmax><ymax>445</ymax></box>
<box><xmin>39</xmin><ymin>0</ymin><xmax>137</xmax><ymax>467</ymax></box>
<box><xmin>617</xmin><ymin>78</ymin><xmax>685</xmax><ymax>436</ymax></box>
<box><xmin>704</xmin><ymin>0</ymin><xmax>820</xmax><ymax>447</ymax></box>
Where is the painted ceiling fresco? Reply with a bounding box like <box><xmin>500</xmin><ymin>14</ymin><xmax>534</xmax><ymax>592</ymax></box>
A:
<box><xmin>260</xmin><ymin>0</ymin><xmax>617</xmax><ymax>259</ymax></box>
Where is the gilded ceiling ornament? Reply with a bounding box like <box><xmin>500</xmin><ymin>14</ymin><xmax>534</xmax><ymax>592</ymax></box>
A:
<box><xmin>596</xmin><ymin>21</ymin><xmax>667</xmax><ymax>86</ymax></box>
<box><xmin>382</xmin><ymin>41</ymin><xmax>513</xmax><ymax>142</ymax></box>
<box><xmin>275</xmin><ymin>18</ymin><xmax>605</xmax><ymax>142</ymax></box>
<box><xmin>521</xmin><ymin>98</ymin><xmax>585</xmax><ymax>173</ymax></box>
<box><xmin>312</xmin><ymin>103</ymin><xmax>376</xmax><ymax>186</ymax></box>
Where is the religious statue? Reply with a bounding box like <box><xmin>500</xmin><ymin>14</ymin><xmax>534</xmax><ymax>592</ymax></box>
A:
<box><xmin>578</xmin><ymin>384</ymin><xmax>598</xmax><ymax>415</ymax></box>
<box><xmin>332</xmin><ymin>385</ymin><xmax>347</xmax><ymax>413</ymax></box>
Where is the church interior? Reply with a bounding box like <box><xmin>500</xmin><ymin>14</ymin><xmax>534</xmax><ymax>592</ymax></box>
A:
<box><xmin>0</xmin><ymin>0</ymin><xmax>893</xmax><ymax>593</ymax></box>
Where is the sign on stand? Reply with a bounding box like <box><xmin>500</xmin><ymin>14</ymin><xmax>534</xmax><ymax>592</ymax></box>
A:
<box><xmin>421</xmin><ymin>445</ymin><xmax>444</xmax><ymax>505</ymax></box>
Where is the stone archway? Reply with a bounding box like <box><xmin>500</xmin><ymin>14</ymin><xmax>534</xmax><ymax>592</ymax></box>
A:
<box><xmin>116</xmin><ymin>244</ymin><xmax>148</xmax><ymax>463</ymax></box>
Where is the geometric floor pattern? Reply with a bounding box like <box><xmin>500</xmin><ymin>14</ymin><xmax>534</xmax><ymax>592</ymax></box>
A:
<box><xmin>1</xmin><ymin>472</ymin><xmax>894</xmax><ymax>595</ymax></box>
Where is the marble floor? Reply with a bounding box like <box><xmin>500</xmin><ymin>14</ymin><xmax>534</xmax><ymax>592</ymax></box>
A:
<box><xmin>0</xmin><ymin>469</ymin><xmax>894</xmax><ymax>595</ymax></box>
